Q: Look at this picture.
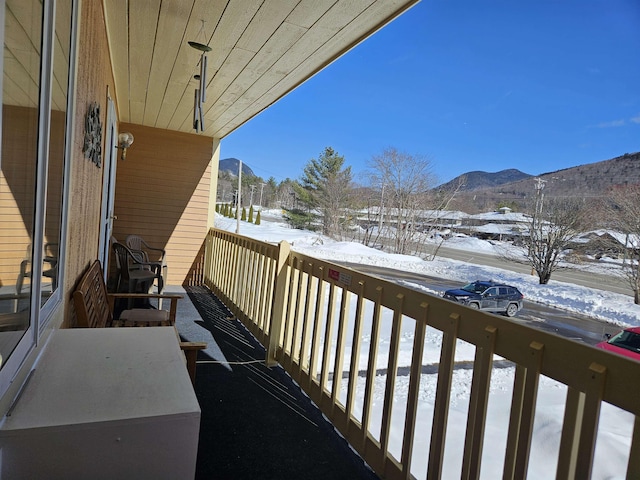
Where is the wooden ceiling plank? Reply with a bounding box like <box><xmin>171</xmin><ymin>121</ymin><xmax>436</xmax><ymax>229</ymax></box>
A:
<box><xmin>206</xmin><ymin>1</ymin><xmax>367</xmax><ymax>131</ymax></box>
<box><xmin>204</xmin><ymin>22</ymin><xmax>307</xmax><ymax>128</ymax></box>
<box><xmin>155</xmin><ymin>0</ymin><xmax>226</xmax><ymax>130</ymax></box>
<box><xmin>164</xmin><ymin>0</ymin><xmax>258</xmax><ymax>132</ymax></box>
<box><xmin>207</xmin><ymin>18</ymin><xmax>337</xmax><ymax>129</ymax></box>
<box><xmin>103</xmin><ymin>0</ymin><xmax>131</xmax><ymax>121</ymax></box>
<box><xmin>286</xmin><ymin>0</ymin><xmax>335</xmax><ymax>29</ymax></box>
<box><xmin>5</xmin><ymin>9</ymin><xmax>41</xmax><ymax>99</ymax></box>
<box><xmin>242</xmin><ymin>22</ymin><xmax>307</xmax><ymax>79</ymax></box>
<box><xmin>6</xmin><ymin>0</ymin><xmax>43</xmax><ymax>50</ymax></box>
<box><xmin>143</xmin><ymin>0</ymin><xmax>193</xmax><ymax>126</ymax></box>
<box><xmin>127</xmin><ymin>0</ymin><xmax>162</xmax><ymax>124</ymax></box>
<box><xmin>101</xmin><ymin>0</ymin><xmax>416</xmax><ymax>136</ymax></box>
<box><xmin>216</xmin><ymin>0</ymin><xmax>417</xmax><ymax>138</ymax></box>
<box><xmin>206</xmin><ymin>2</ymin><xmax>261</xmax><ymax>73</ymax></box>
<box><xmin>236</xmin><ymin>0</ymin><xmax>298</xmax><ymax>53</ymax></box>
<box><xmin>3</xmin><ymin>65</ymin><xmax>36</xmax><ymax>108</ymax></box>
<box><xmin>3</xmin><ymin>54</ymin><xmax>38</xmax><ymax>108</ymax></box>
<box><xmin>52</xmin><ymin>0</ymin><xmax>72</xmax><ymax>111</ymax></box>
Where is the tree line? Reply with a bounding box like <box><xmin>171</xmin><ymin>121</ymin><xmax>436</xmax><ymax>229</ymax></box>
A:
<box><xmin>218</xmin><ymin>147</ymin><xmax>640</xmax><ymax>303</ymax></box>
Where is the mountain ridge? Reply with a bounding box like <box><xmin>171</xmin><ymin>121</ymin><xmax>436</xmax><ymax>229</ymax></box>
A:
<box><xmin>445</xmin><ymin>151</ymin><xmax>640</xmax><ymax>212</ymax></box>
<box><xmin>219</xmin><ymin>157</ymin><xmax>256</xmax><ymax>177</ymax></box>
<box><xmin>437</xmin><ymin>168</ymin><xmax>532</xmax><ymax>191</ymax></box>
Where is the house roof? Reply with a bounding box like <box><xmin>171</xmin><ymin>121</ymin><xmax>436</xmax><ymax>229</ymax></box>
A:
<box><xmin>102</xmin><ymin>0</ymin><xmax>419</xmax><ymax>139</ymax></box>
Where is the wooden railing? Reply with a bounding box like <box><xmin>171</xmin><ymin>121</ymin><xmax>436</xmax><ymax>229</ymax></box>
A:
<box><xmin>203</xmin><ymin>228</ymin><xmax>640</xmax><ymax>479</ymax></box>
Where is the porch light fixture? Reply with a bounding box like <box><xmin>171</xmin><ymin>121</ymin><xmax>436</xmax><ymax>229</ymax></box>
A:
<box><xmin>189</xmin><ymin>20</ymin><xmax>210</xmax><ymax>132</ymax></box>
<box><xmin>116</xmin><ymin>132</ymin><xmax>134</xmax><ymax>160</ymax></box>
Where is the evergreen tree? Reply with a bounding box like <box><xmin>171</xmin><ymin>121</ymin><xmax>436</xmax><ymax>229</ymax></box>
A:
<box><xmin>295</xmin><ymin>147</ymin><xmax>353</xmax><ymax>237</ymax></box>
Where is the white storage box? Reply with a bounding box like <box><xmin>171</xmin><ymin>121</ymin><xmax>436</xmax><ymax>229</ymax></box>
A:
<box><xmin>0</xmin><ymin>327</ymin><xmax>201</xmax><ymax>479</ymax></box>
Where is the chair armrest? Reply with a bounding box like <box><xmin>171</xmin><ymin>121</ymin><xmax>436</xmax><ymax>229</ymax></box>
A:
<box><xmin>139</xmin><ymin>239</ymin><xmax>166</xmax><ymax>259</ymax></box>
<box><xmin>179</xmin><ymin>341</ymin><xmax>207</xmax><ymax>386</ymax></box>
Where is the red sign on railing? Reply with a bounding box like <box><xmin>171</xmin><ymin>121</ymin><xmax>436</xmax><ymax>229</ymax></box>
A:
<box><xmin>328</xmin><ymin>268</ymin><xmax>352</xmax><ymax>286</ymax></box>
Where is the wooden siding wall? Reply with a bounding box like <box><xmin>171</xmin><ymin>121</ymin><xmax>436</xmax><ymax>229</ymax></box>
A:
<box><xmin>0</xmin><ymin>107</ymin><xmax>65</xmax><ymax>285</ymax></box>
<box><xmin>112</xmin><ymin>123</ymin><xmax>213</xmax><ymax>286</ymax></box>
<box><xmin>64</xmin><ymin>0</ymin><xmax>118</xmax><ymax>327</ymax></box>
<box><xmin>0</xmin><ymin>106</ymin><xmax>39</xmax><ymax>286</ymax></box>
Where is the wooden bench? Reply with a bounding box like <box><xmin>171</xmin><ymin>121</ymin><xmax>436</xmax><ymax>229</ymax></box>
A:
<box><xmin>73</xmin><ymin>260</ymin><xmax>206</xmax><ymax>384</ymax></box>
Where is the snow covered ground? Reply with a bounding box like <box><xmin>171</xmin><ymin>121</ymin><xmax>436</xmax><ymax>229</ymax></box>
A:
<box><xmin>215</xmin><ymin>210</ymin><xmax>639</xmax><ymax>479</ymax></box>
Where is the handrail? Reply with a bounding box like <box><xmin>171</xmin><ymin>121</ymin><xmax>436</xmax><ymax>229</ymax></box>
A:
<box><xmin>203</xmin><ymin>227</ymin><xmax>640</xmax><ymax>479</ymax></box>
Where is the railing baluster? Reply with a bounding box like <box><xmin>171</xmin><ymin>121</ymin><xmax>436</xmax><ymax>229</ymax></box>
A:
<box><xmin>380</xmin><ymin>294</ymin><xmax>405</xmax><ymax>473</ymax></box>
<box><xmin>309</xmin><ymin>267</ymin><xmax>326</xmax><ymax>389</ymax></box>
<box><xmin>462</xmin><ymin>325</ymin><xmax>497</xmax><ymax>480</ymax></box>
<box><xmin>575</xmin><ymin>362</ymin><xmax>606</xmax><ymax>480</ymax></box>
<box><xmin>282</xmin><ymin>257</ymin><xmax>299</xmax><ymax>362</ymax></box>
<box><xmin>504</xmin><ymin>341</ymin><xmax>544</xmax><ymax>479</ymax></box>
<box><xmin>362</xmin><ymin>286</ymin><xmax>383</xmax><ymax>450</ymax></box>
<box><xmin>320</xmin><ymin>281</ymin><xmax>337</xmax><ymax>395</ymax></box>
<box><xmin>346</xmin><ymin>281</ymin><xmax>365</xmax><ymax>431</ymax></box>
<box><xmin>627</xmin><ymin>416</ymin><xmax>640</xmax><ymax>477</ymax></box>
<box><xmin>557</xmin><ymin>386</ymin><xmax>582</xmax><ymax>479</ymax></box>
<box><xmin>428</xmin><ymin>313</ymin><xmax>459</xmax><ymax>479</ymax></box>
<box><xmin>291</xmin><ymin>260</ymin><xmax>307</xmax><ymax>363</ymax></box>
<box><xmin>331</xmin><ymin>288</ymin><xmax>351</xmax><ymax>411</ymax></box>
<box><xmin>299</xmin><ymin>263</ymin><xmax>316</xmax><ymax>377</ymax></box>
<box><xmin>400</xmin><ymin>301</ymin><xmax>428</xmax><ymax>479</ymax></box>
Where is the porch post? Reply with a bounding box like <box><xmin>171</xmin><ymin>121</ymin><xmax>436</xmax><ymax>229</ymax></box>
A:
<box><xmin>207</xmin><ymin>138</ymin><xmax>221</xmax><ymax>228</ymax></box>
<box><xmin>266</xmin><ymin>240</ymin><xmax>290</xmax><ymax>366</ymax></box>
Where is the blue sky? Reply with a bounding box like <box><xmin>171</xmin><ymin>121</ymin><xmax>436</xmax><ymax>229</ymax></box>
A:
<box><xmin>221</xmin><ymin>0</ymin><xmax>640</xmax><ymax>186</ymax></box>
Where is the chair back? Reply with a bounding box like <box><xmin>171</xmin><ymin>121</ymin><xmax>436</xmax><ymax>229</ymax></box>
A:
<box><xmin>126</xmin><ymin>234</ymin><xmax>144</xmax><ymax>251</ymax></box>
<box><xmin>112</xmin><ymin>242</ymin><xmax>133</xmax><ymax>283</ymax></box>
<box><xmin>126</xmin><ymin>234</ymin><xmax>165</xmax><ymax>263</ymax></box>
<box><xmin>73</xmin><ymin>261</ymin><xmax>112</xmax><ymax>328</ymax></box>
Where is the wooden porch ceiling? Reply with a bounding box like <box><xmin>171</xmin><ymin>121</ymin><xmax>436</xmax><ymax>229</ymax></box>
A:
<box><xmin>103</xmin><ymin>0</ymin><xmax>419</xmax><ymax>139</ymax></box>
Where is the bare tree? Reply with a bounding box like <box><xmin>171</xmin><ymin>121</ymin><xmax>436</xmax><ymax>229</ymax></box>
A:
<box><xmin>520</xmin><ymin>179</ymin><xmax>588</xmax><ymax>284</ymax></box>
<box><xmin>601</xmin><ymin>185</ymin><xmax>640</xmax><ymax>303</ymax></box>
<box><xmin>368</xmin><ymin>148</ymin><xmax>437</xmax><ymax>255</ymax></box>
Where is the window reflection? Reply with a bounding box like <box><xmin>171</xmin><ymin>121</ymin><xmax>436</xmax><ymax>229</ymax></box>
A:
<box><xmin>0</xmin><ymin>0</ymin><xmax>44</xmax><ymax>365</ymax></box>
<box><xmin>41</xmin><ymin>0</ymin><xmax>72</xmax><ymax>306</ymax></box>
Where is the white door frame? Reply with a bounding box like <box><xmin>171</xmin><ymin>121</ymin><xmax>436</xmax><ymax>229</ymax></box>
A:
<box><xmin>97</xmin><ymin>96</ymin><xmax>117</xmax><ymax>278</ymax></box>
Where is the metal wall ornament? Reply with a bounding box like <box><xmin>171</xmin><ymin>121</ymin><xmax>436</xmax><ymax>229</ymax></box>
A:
<box><xmin>82</xmin><ymin>102</ymin><xmax>102</xmax><ymax>167</ymax></box>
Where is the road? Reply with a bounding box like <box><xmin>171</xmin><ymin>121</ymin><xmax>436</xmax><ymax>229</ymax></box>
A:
<box><xmin>435</xmin><ymin>245</ymin><xmax>632</xmax><ymax>296</ymax></box>
<box><xmin>337</xmin><ymin>262</ymin><xmax>622</xmax><ymax>346</ymax></box>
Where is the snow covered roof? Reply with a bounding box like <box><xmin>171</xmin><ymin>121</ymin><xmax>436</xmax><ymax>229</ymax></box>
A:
<box><xmin>469</xmin><ymin>211</ymin><xmax>531</xmax><ymax>222</ymax></box>
<box><xmin>474</xmin><ymin>223</ymin><xmax>527</xmax><ymax>234</ymax></box>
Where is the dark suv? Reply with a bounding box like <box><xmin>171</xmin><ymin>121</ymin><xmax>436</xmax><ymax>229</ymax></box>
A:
<box><xmin>443</xmin><ymin>280</ymin><xmax>524</xmax><ymax>317</ymax></box>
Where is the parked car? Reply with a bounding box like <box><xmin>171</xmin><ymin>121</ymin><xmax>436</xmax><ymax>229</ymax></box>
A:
<box><xmin>596</xmin><ymin>327</ymin><xmax>640</xmax><ymax>361</ymax></box>
<box><xmin>442</xmin><ymin>280</ymin><xmax>524</xmax><ymax>317</ymax></box>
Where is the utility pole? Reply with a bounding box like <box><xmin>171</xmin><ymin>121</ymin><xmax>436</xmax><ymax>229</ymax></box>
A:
<box><xmin>249</xmin><ymin>184</ymin><xmax>256</xmax><ymax>207</ymax></box>
<box><xmin>259</xmin><ymin>182</ymin><xmax>266</xmax><ymax>211</ymax></box>
<box><xmin>236</xmin><ymin>160</ymin><xmax>242</xmax><ymax>234</ymax></box>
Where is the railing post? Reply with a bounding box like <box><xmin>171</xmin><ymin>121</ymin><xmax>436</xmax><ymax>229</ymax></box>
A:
<box><xmin>266</xmin><ymin>240</ymin><xmax>290</xmax><ymax>367</ymax></box>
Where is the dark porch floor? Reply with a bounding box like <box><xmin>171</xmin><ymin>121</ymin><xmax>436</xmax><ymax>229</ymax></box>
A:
<box><xmin>186</xmin><ymin>285</ymin><xmax>379</xmax><ymax>480</ymax></box>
